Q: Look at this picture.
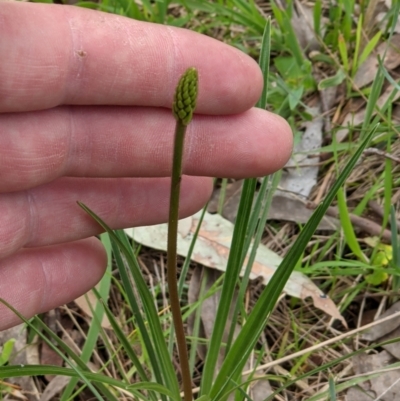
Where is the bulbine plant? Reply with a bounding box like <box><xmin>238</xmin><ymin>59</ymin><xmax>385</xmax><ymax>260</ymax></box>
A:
<box><xmin>167</xmin><ymin>67</ymin><xmax>198</xmax><ymax>401</ymax></box>
<box><xmin>76</xmin><ymin>61</ymin><xmax>376</xmax><ymax>400</ymax></box>
<box><xmin>0</xmin><ymin>20</ymin><xmax>378</xmax><ymax>400</ymax></box>
<box><xmin>79</xmin><ymin>72</ymin><xmax>375</xmax><ymax>401</ymax></box>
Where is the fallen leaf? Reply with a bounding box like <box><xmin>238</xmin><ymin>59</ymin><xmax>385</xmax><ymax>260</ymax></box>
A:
<box><xmin>361</xmin><ymin>301</ymin><xmax>400</xmax><ymax>341</ymax></box>
<box><xmin>269</xmin><ymin>190</ymin><xmax>338</xmax><ymax>230</ymax></box>
<box><xmin>208</xmin><ymin>180</ymin><xmax>244</xmax><ymax>222</ymax></box>
<box><xmin>40</xmin><ymin>341</ymin><xmax>63</xmax><ymax>382</ymax></box>
<box><xmin>210</xmin><ymin>184</ymin><xmax>338</xmax><ymax>230</ymax></box>
<box><xmin>127</xmin><ymin>210</ymin><xmax>346</xmax><ymax>326</ymax></box>
<box><xmin>345</xmin><ymin>387</ymin><xmax>375</xmax><ymax>401</ymax></box>
<box><xmin>39</xmin><ymin>376</ymin><xmax>70</xmax><ymax>401</ymax></box>
<box><xmin>354</xmin><ymin>34</ymin><xmax>400</xmax><ymax>89</ymax></box>
<box><xmin>272</xmin><ymin>104</ymin><xmax>333</xmax><ymax>232</ymax></box>
<box><xmin>248</xmin><ymin>378</ymin><xmax>273</xmax><ymax>401</ymax></box>
<box><xmin>209</xmin><ymin>108</ymin><xmax>336</xmax><ymax>231</ymax></box>
<box><xmin>336</xmin><ymin>80</ymin><xmax>400</xmax><ymax>142</ymax></box>
<box><xmin>381</xmin><ymin>325</ymin><xmax>400</xmax><ymax>359</ymax></box>
<box><xmin>320</xmin><ymin>85</ymin><xmax>339</xmax><ymax>114</ymax></box>
<box><xmin>280</xmin><ymin>106</ymin><xmax>323</xmax><ymax>198</ymax></box>
<box><xmin>351</xmin><ymin>351</ymin><xmax>400</xmax><ymax>401</ymax></box>
<box><xmin>74</xmin><ymin>290</ymin><xmax>111</xmax><ymax>330</ymax></box>
<box><xmin>377</xmin><ymin>4</ymin><xmax>400</xmax><ymax>35</ymax></box>
<box><xmin>291</xmin><ymin>0</ymin><xmax>322</xmax><ymax>52</ymax></box>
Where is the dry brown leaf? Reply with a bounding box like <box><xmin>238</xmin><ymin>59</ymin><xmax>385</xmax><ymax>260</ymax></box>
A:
<box><xmin>361</xmin><ymin>301</ymin><xmax>400</xmax><ymax>341</ymax></box>
<box><xmin>351</xmin><ymin>351</ymin><xmax>400</xmax><ymax>401</ymax></box>
<box><xmin>247</xmin><ymin>378</ymin><xmax>273</xmax><ymax>401</ymax></box>
<box><xmin>208</xmin><ymin>180</ymin><xmax>244</xmax><ymax>222</ymax></box>
<box><xmin>39</xmin><ymin>376</ymin><xmax>70</xmax><ymax>401</ymax></box>
<box><xmin>210</xmin><ymin>108</ymin><xmax>329</xmax><ymax>231</ymax></box>
<box><xmin>127</xmin><ymin>211</ymin><xmax>346</xmax><ymax>326</ymax></box>
<box><xmin>209</xmin><ymin>184</ymin><xmax>338</xmax><ymax>230</ymax></box>
<box><xmin>269</xmin><ymin>105</ymin><xmax>337</xmax><ymax>227</ymax></box>
<box><xmin>74</xmin><ymin>290</ymin><xmax>111</xmax><ymax>330</ymax></box>
<box><xmin>280</xmin><ymin>106</ymin><xmax>323</xmax><ymax>198</ymax></box>
<box><xmin>40</xmin><ymin>341</ymin><xmax>64</xmax><ymax>382</ymax></box>
<box><xmin>352</xmin><ymin>302</ymin><xmax>400</xmax><ymax>399</ymax></box>
<box><xmin>292</xmin><ymin>0</ymin><xmax>321</xmax><ymax>52</ymax></box>
<box><xmin>381</xmin><ymin>325</ymin><xmax>400</xmax><ymax>359</ymax></box>
<box><xmin>320</xmin><ymin>85</ymin><xmax>338</xmax><ymax>114</ymax></box>
<box><xmin>354</xmin><ymin>34</ymin><xmax>400</xmax><ymax>89</ymax></box>
<box><xmin>336</xmin><ymin>80</ymin><xmax>400</xmax><ymax>142</ymax></box>
<box><xmin>345</xmin><ymin>387</ymin><xmax>375</xmax><ymax>401</ymax></box>
<box><xmin>270</xmin><ymin>191</ymin><xmax>338</xmax><ymax>230</ymax></box>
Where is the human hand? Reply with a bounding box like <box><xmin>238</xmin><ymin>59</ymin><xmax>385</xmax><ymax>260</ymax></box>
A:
<box><xmin>0</xmin><ymin>2</ymin><xmax>292</xmax><ymax>330</ymax></box>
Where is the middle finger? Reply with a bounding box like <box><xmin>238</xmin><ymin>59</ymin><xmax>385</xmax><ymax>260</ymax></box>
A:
<box><xmin>0</xmin><ymin>106</ymin><xmax>291</xmax><ymax>192</ymax></box>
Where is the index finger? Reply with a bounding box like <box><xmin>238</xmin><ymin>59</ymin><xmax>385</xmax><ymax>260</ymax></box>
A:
<box><xmin>0</xmin><ymin>2</ymin><xmax>263</xmax><ymax>114</ymax></box>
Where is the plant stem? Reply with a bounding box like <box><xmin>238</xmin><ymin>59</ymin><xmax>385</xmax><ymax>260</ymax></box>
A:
<box><xmin>168</xmin><ymin>67</ymin><xmax>198</xmax><ymax>401</ymax></box>
<box><xmin>167</xmin><ymin>120</ymin><xmax>192</xmax><ymax>401</ymax></box>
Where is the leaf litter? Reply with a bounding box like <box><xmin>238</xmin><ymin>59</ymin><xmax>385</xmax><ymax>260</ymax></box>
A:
<box><xmin>127</xmin><ymin>210</ymin><xmax>345</xmax><ymax>325</ymax></box>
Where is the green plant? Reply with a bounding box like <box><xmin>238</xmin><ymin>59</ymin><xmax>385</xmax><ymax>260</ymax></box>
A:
<box><xmin>70</xmin><ymin>25</ymin><xmax>376</xmax><ymax>399</ymax></box>
<box><xmin>168</xmin><ymin>67</ymin><xmax>199</xmax><ymax>401</ymax></box>
<box><xmin>3</xmin><ymin>19</ymin><xmax>375</xmax><ymax>401</ymax></box>
<box><xmin>3</xmin><ymin>1</ymin><xmax>400</xmax><ymax>399</ymax></box>
<box><xmin>0</xmin><ymin>339</ymin><xmax>15</xmax><ymax>367</ymax></box>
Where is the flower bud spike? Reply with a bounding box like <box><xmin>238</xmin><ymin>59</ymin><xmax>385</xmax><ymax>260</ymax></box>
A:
<box><xmin>172</xmin><ymin>67</ymin><xmax>198</xmax><ymax>126</ymax></box>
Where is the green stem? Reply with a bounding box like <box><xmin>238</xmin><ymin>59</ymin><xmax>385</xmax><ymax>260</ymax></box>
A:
<box><xmin>167</xmin><ymin>120</ymin><xmax>192</xmax><ymax>401</ymax></box>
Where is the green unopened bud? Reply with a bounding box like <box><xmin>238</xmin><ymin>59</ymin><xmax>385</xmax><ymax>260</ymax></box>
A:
<box><xmin>172</xmin><ymin>67</ymin><xmax>198</xmax><ymax>126</ymax></box>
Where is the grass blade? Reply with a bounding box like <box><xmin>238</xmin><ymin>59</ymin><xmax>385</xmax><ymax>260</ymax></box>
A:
<box><xmin>78</xmin><ymin>204</ymin><xmax>180</xmax><ymax>399</ymax></box>
<box><xmin>0</xmin><ymin>365</ymin><xmax>177</xmax><ymax>401</ymax></box>
<box><xmin>225</xmin><ymin>17</ymin><xmax>273</xmax><ymax>355</ymax></box>
<box><xmin>199</xmin><ymin>178</ymin><xmax>257</xmax><ymax>395</ymax></box>
<box><xmin>337</xmin><ymin>187</ymin><xmax>367</xmax><ymax>262</ymax></box>
<box><xmin>94</xmin><ymin>289</ymin><xmax>151</xmax><ymax>384</ymax></box>
<box><xmin>111</xmin><ymin>230</ymin><xmax>167</xmax><ymax>391</ymax></box>
<box><xmin>256</xmin><ymin>17</ymin><xmax>271</xmax><ymax>110</ymax></box>
<box><xmin>60</xmin><ymin>233</ymin><xmax>113</xmax><ymax>400</ymax></box>
<box><xmin>0</xmin><ymin>300</ymin><xmax>114</xmax><ymax>401</ymax></box>
<box><xmin>209</xmin><ymin>125</ymin><xmax>378</xmax><ymax>400</ymax></box>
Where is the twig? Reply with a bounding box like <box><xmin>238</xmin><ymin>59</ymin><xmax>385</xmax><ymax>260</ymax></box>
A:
<box><xmin>188</xmin><ymin>309</ymin><xmax>400</xmax><ymax>397</ymax></box>
<box><xmin>307</xmin><ymin>202</ymin><xmax>392</xmax><ymax>242</ymax></box>
<box><xmin>364</xmin><ymin>147</ymin><xmax>400</xmax><ymax>163</ymax></box>
<box><xmin>245</xmin><ymin>309</ymin><xmax>400</xmax><ymax>374</ymax></box>
<box><xmin>326</xmin><ymin>205</ymin><xmax>392</xmax><ymax>242</ymax></box>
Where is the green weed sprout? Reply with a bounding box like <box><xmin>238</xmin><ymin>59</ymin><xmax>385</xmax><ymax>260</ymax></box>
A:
<box><xmin>168</xmin><ymin>67</ymin><xmax>198</xmax><ymax>401</ymax></box>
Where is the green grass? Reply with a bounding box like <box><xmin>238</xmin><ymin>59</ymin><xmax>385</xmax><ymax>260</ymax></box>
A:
<box><xmin>2</xmin><ymin>0</ymin><xmax>400</xmax><ymax>400</ymax></box>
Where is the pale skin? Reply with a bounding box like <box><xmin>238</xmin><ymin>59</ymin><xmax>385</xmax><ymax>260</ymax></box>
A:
<box><xmin>0</xmin><ymin>2</ymin><xmax>293</xmax><ymax>330</ymax></box>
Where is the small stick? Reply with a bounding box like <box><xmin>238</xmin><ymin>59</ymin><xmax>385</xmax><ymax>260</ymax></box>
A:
<box><xmin>363</xmin><ymin>147</ymin><xmax>400</xmax><ymax>164</ymax></box>
<box><xmin>325</xmin><ymin>205</ymin><xmax>392</xmax><ymax>242</ymax></box>
<box><xmin>307</xmin><ymin>202</ymin><xmax>392</xmax><ymax>242</ymax></box>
